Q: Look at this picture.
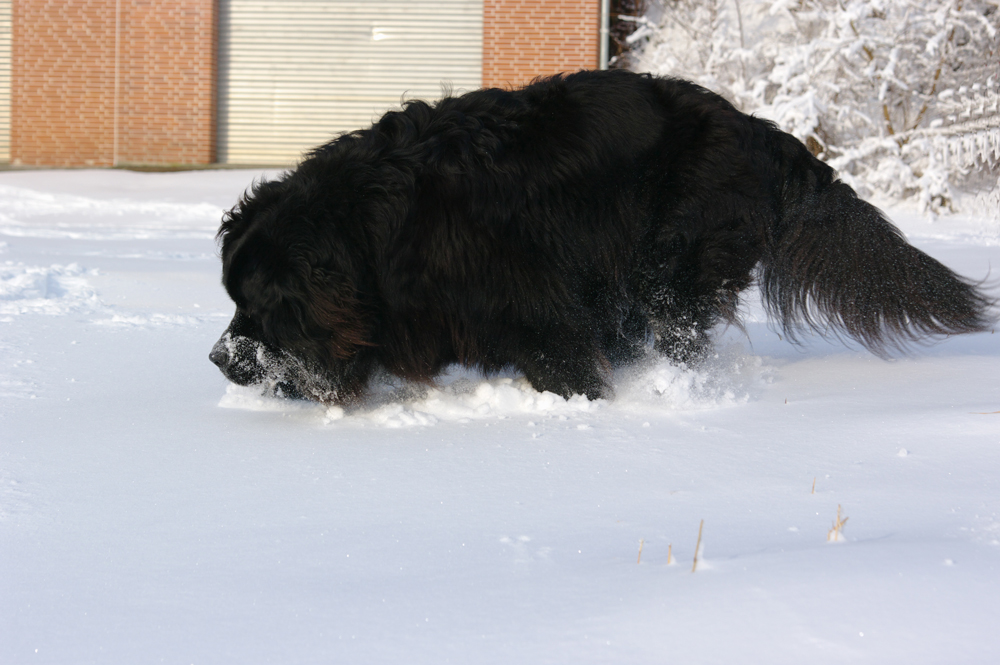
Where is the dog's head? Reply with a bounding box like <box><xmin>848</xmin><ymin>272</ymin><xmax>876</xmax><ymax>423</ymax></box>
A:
<box><xmin>210</xmin><ymin>177</ymin><xmax>374</xmax><ymax>403</ymax></box>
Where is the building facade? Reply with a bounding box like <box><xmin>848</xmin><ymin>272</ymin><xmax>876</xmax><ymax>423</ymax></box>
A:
<box><xmin>0</xmin><ymin>0</ymin><xmax>602</xmax><ymax>167</ymax></box>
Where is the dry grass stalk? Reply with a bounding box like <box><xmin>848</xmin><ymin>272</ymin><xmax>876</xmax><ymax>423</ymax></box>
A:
<box><xmin>811</xmin><ymin>477</ymin><xmax>816</xmax><ymax>494</ymax></box>
<box><xmin>667</xmin><ymin>543</ymin><xmax>675</xmax><ymax>565</ymax></box>
<box><xmin>637</xmin><ymin>538</ymin><xmax>644</xmax><ymax>564</ymax></box>
<box><xmin>692</xmin><ymin>519</ymin><xmax>704</xmax><ymax>572</ymax></box>
<box><xmin>827</xmin><ymin>504</ymin><xmax>849</xmax><ymax>542</ymax></box>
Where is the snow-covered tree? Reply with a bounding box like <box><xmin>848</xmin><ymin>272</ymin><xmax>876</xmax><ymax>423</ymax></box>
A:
<box><xmin>631</xmin><ymin>0</ymin><xmax>1000</xmax><ymax>217</ymax></box>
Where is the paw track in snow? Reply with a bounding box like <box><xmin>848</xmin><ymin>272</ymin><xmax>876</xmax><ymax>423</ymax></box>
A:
<box><xmin>0</xmin><ymin>262</ymin><xmax>100</xmax><ymax>316</ymax></box>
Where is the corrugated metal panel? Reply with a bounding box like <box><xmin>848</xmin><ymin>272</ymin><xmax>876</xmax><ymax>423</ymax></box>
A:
<box><xmin>0</xmin><ymin>1</ymin><xmax>11</xmax><ymax>162</ymax></box>
<box><xmin>218</xmin><ymin>1</ymin><xmax>483</xmax><ymax>164</ymax></box>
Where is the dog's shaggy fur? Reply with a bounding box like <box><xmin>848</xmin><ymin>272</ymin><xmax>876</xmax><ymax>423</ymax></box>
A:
<box><xmin>211</xmin><ymin>70</ymin><xmax>994</xmax><ymax>403</ymax></box>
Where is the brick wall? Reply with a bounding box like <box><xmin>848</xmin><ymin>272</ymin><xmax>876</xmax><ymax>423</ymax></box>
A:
<box><xmin>483</xmin><ymin>0</ymin><xmax>601</xmax><ymax>89</ymax></box>
<box><xmin>116</xmin><ymin>0</ymin><xmax>216</xmax><ymax>166</ymax></box>
<box><xmin>11</xmin><ymin>0</ymin><xmax>215</xmax><ymax>167</ymax></box>
<box><xmin>12</xmin><ymin>0</ymin><xmax>116</xmax><ymax>166</ymax></box>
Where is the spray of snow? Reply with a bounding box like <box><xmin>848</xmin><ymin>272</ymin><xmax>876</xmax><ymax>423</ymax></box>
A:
<box><xmin>218</xmin><ymin>343</ymin><xmax>764</xmax><ymax>427</ymax></box>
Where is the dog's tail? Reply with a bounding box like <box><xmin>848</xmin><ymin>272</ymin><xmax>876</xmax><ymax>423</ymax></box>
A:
<box><xmin>759</xmin><ymin>130</ymin><xmax>995</xmax><ymax>354</ymax></box>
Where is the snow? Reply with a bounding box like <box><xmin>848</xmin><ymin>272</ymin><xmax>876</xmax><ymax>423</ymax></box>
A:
<box><xmin>1</xmin><ymin>169</ymin><xmax>999</xmax><ymax>663</ymax></box>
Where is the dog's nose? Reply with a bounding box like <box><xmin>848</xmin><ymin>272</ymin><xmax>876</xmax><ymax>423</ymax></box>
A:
<box><xmin>209</xmin><ymin>343</ymin><xmax>229</xmax><ymax>369</ymax></box>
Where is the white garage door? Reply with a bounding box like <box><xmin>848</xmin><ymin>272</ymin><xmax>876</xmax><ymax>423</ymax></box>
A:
<box><xmin>217</xmin><ymin>0</ymin><xmax>483</xmax><ymax>164</ymax></box>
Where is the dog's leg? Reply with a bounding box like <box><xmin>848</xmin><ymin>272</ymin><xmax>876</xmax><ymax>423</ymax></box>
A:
<box><xmin>516</xmin><ymin>326</ymin><xmax>610</xmax><ymax>400</ymax></box>
<box><xmin>520</xmin><ymin>352</ymin><xmax>609</xmax><ymax>400</ymax></box>
<box><xmin>649</xmin><ymin>307</ymin><xmax>713</xmax><ymax>365</ymax></box>
<box><xmin>632</xmin><ymin>224</ymin><xmax>758</xmax><ymax>365</ymax></box>
<box><xmin>599</xmin><ymin>306</ymin><xmax>650</xmax><ymax>366</ymax></box>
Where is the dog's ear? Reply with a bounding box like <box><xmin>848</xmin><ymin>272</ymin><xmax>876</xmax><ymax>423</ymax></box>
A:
<box><xmin>223</xmin><ymin>226</ymin><xmax>298</xmax><ymax>311</ymax></box>
<box><xmin>222</xmin><ymin>220</ymin><xmax>372</xmax><ymax>362</ymax></box>
<box><xmin>305</xmin><ymin>268</ymin><xmax>374</xmax><ymax>360</ymax></box>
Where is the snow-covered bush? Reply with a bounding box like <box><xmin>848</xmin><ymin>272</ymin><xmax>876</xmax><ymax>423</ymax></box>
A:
<box><xmin>631</xmin><ymin>0</ymin><xmax>1000</xmax><ymax>217</ymax></box>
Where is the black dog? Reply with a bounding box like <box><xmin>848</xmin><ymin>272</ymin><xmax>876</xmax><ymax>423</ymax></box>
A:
<box><xmin>211</xmin><ymin>70</ymin><xmax>993</xmax><ymax>403</ymax></box>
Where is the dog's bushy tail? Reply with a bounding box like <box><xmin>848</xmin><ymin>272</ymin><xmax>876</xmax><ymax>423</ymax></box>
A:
<box><xmin>759</xmin><ymin>132</ymin><xmax>995</xmax><ymax>354</ymax></box>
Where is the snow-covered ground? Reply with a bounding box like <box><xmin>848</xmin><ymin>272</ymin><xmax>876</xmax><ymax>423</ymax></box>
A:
<box><xmin>1</xmin><ymin>169</ymin><xmax>998</xmax><ymax>664</ymax></box>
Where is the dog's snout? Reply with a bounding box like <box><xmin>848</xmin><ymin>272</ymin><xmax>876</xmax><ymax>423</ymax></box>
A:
<box><xmin>209</xmin><ymin>343</ymin><xmax>229</xmax><ymax>369</ymax></box>
<box><xmin>210</xmin><ymin>331</ymin><xmax>269</xmax><ymax>386</ymax></box>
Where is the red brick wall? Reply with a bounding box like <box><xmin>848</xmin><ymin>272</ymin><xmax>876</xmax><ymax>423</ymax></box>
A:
<box><xmin>12</xmin><ymin>0</ymin><xmax>116</xmax><ymax>166</ymax></box>
<box><xmin>11</xmin><ymin>0</ymin><xmax>215</xmax><ymax>167</ymax></box>
<box><xmin>117</xmin><ymin>0</ymin><xmax>216</xmax><ymax>165</ymax></box>
<box><xmin>483</xmin><ymin>0</ymin><xmax>601</xmax><ymax>89</ymax></box>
